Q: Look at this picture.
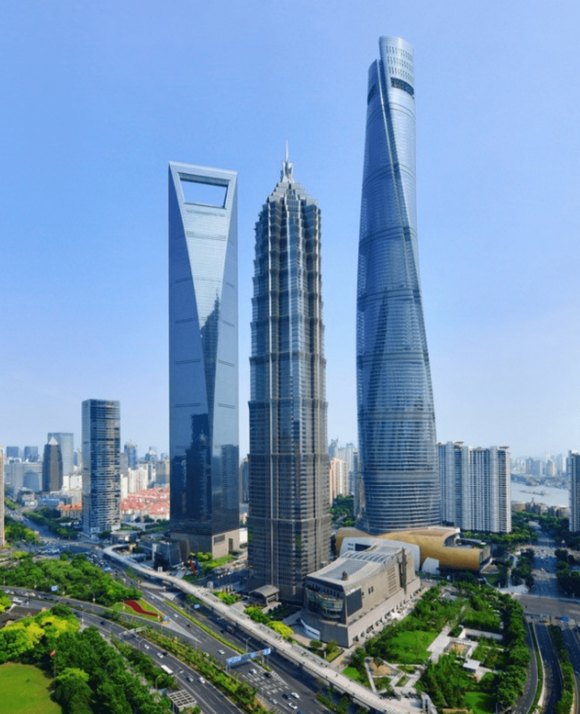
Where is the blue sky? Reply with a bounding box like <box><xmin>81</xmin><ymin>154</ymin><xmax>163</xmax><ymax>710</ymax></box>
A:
<box><xmin>2</xmin><ymin>1</ymin><xmax>580</xmax><ymax>458</ymax></box>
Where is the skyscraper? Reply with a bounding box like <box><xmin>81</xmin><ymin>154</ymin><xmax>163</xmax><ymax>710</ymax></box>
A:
<box><xmin>168</xmin><ymin>162</ymin><xmax>239</xmax><ymax>558</ymax></box>
<box><xmin>42</xmin><ymin>437</ymin><xmax>63</xmax><ymax>492</ymax></box>
<box><xmin>47</xmin><ymin>433</ymin><xmax>74</xmax><ymax>476</ymax></box>
<box><xmin>356</xmin><ymin>36</ymin><xmax>438</xmax><ymax>533</ymax></box>
<box><xmin>248</xmin><ymin>155</ymin><xmax>330</xmax><ymax>603</ymax></box>
<box><xmin>82</xmin><ymin>399</ymin><xmax>121</xmax><ymax>536</ymax></box>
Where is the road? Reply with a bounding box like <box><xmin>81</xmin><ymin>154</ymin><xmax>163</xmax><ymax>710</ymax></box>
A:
<box><xmin>535</xmin><ymin>622</ymin><xmax>562</xmax><ymax>713</ymax></box>
<box><xmin>105</xmin><ymin>546</ymin><xmax>421</xmax><ymax>713</ymax></box>
<box><xmin>512</xmin><ymin>620</ymin><xmax>539</xmax><ymax>714</ymax></box>
<box><xmin>562</xmin><ymin>626</ymin><xmax>580</xmax><ymax>714</ymax></box>
<box><xmin>7</xmin><ymin>589</ymin><xmax>240</xmax><ymax>714</ymax></box>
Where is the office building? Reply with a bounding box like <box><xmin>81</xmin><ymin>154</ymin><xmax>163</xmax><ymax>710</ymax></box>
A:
<box><xmin>82</xmin><ymin>399</ymin><xmax>121</xmax><ymax>536</ymax></box>
<box><xmin>438</xmin><ymin>442</ymin><xmax>511</xmax><ymax>533</ymax></box>
<box><xmin>569</xmin><ymin>452</ymin><xmax>580</xmax><ymax>533</ymax></box>
<box><xmin>248</xmin><ymin>154</ymin><xmax>330</xmax><ymax>603</ymax></box>
<box><xmin>356</xmin><ymin>36</ymin><xmax>438</xmax><ymax>533</ymax></box>
<box><xmin>47</xmin><ymin>433</ymin><xmax>74</xmax><ymax>476</ymax></box>
<box><xmin>42</xmin><ymin>437</ymin><xmax>63</xmax><ymax>492</ymax></box>
<box><xmin>168</xmin><ymin>162</ymin><xmax>239</xmax><ymax>558</ymax></box>
<box><xmin>0</xmin><ymin>447</ymin><xmax>4</xmax><ymax>547</ymax></box>
<box><xmin>124</xmin><ymin>441</ymin><xmax>138</xmax><ymax>469</ymax></box>
<box><xmin>23</xmin><ymin>446</ymin><xmax>39</xmax><ymax>462</ymax></box>
<box><xmin>5</xmin><ymin>446</ymin><xmax>19</xmax><ymax>460</ymax></box>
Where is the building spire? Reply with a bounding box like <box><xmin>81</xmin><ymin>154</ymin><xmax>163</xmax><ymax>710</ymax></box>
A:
<box><xmin>281</xmin><ymin>140</ymin><xmax>293</xmax><ymax>181</ymax></box>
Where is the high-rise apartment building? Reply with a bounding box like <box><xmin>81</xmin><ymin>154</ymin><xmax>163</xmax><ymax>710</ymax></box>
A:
<box><xmin>168</xmin><ymin>162</ymin><xmax>239</xmax><ymax>558</ymax></box>
<box><xmin>439</xmin><ymin>442</ymin><xmax>511</xmax><ymax>533</ymax></box>
<box><xmin>82</xmin><ymin>399</ymin><xmax>121</xmax><ymax>536</ymax></box>
<box><xmin>356</xmin><ymin>36</ymin><xmax>438</xmax><ymax>533</ymax></box>
<box><xmin>248</xmin><ymin>155</ymin><xmax>330</xmax><ymax>602</ymax></box>
<box><xmin>569</xmin><ymin>452</ymin><xmax>580</xmax><ymax>533</ymax></box>
<box><xmin>48</xmin><ymin>433</ymin><xmax>74</xmax><ymax>476</ymax></box>
<box><xmin>42</xmin><ymin>437</ymin><xmax>63</xmax><ymax>492</ymax></box>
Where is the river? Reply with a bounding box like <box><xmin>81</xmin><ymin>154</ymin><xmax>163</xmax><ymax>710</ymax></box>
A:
<box><xmin>511</xmin><ymin>480</ymin><xmax>569</xmax><ymax>508</ymax></box>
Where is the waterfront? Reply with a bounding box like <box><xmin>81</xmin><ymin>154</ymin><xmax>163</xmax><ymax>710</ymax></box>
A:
<box><xmin>511</xmin><ymin>480</ymin><xmax>569</xmax><ymax>509</ymax></box>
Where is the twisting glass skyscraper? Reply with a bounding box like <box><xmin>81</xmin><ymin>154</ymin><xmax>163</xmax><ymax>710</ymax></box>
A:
<box><xmin>356</xmin><ymin>37</ymin><xmax>438</xmax><ymax>533</ymax></box>
<box><xmin>248</xmin><ymin>155</ymin><xmax>330</xmax><ymax>603</ymax></box>
<box><xmin>169</xmin><ymin>163</ymin><xmax>239</xmax><ymax>558</ymax></box>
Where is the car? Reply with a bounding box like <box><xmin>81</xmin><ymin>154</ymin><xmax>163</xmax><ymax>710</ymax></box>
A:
<box><xmin>290</xmin><ymin>692</ymin><xmax>300</xmax><ymax>700</ymax></box>
<box><xmin>198</xmin><ymin>676</ymin><xmax>206</xmax><ymax>684</ymax></box>
<box><xmin>250</xmin><ymin>668</ymin><xmax>257</xmax><ymax>675</ymax></box>
<box><xmin>263</xmin><ymin>671</ymin><xmax>272</xmax><ymax>678</ymax></box>
<box><xmin>187</xmin><ymin>676</ymin><xmax>194</xmax><ymax>683</ymax></box>
<box><xmin>288</xmin><ymin>703</ymin><xmax>298</xmax><ymax>711</ymax></box>
<box><xmin>218</xmin><ymin>649</ymin><xmax>225</xmax><ymax>655</ymax></box>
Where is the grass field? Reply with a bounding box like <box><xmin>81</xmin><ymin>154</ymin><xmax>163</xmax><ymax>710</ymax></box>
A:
<box><xmin>465</xmin><ymin>690</ymin><xmax>495</xmax><ymax>713</ymax></box>
<box><xmin>385</xmin><ymin>630</ymin><xmax>438</xmax><ymax>664</ymax></box>
<box><xmin>342</xmin><ymin>665</ymin><xmax>368</xmax><ymax>685</ymax></box>
<box><xmin>0</xmin><ymin>663</ymin><xmax>61</xmax><ymax>714</ymax></box>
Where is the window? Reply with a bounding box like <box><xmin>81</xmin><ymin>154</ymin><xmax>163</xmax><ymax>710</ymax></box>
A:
<box><xmin>390</xmin><ymin>77</ymin><xmax>414</xmax><ymax>97</ymax></box>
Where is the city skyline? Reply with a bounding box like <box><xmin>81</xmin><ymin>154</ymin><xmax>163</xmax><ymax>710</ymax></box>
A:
<box><xmin>3</xmin><ymin>3</ymin><xmax>580</xmax><ymax>458</ymax></box>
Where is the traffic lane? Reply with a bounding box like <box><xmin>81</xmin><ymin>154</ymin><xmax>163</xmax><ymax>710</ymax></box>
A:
<box><xmin>535</xmin><ymin>623</ymin><xmax>562</xmax><ymax>714</ymax></box>
<box><xmin>150</xmin><ymin>593</ymin><xmax>327</xmax><ymax>714</ymax></box>
<box><xmin>562</xmin><ymin>626</ymin><xmax>580</xmax><ymax>706</ymax></box>
<box><xmin>172</xmin><ymin>596</ymin><xmax>326</xmax><ymax>711</ymax></box>
<box><xmin>512</xmin><ymin>620</ymin><xmax>538</xmax><ymax>714</ymax></box>
<box><xmin>79</xmin><ymin>611</ymin><xmax>239</xmax><ymax>714</ymax></box>
<box><xmin>517</xmin><ymin>593</ymin><xmax>580</xmax><ymax>621</ymax></box>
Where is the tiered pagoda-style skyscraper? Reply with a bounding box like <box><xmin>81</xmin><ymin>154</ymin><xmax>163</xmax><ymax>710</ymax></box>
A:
<box><xmin>248</xmin><ymin>154</ymin><xmax>330</xmax><ymax>602</ymax></box>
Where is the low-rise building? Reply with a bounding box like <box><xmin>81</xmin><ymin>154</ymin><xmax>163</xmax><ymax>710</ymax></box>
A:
<box><xmin>300</xmin><ymin>541</ymin><xmax>420</xmax><ymax>647</ymax></box>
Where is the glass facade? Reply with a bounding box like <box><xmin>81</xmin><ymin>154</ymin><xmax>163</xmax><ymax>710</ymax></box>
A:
<box><xmin>357</xmin><ymin>37</ymin><xmax>439</xmax><ymax>532</ymax></box>
<box><xmin>82</xmin><ymin>399</ymin><xmax>121</xmax><ymax>535</ymax></box>
<box><xmin>168</xmin><ymin>163</ymin><xmax>239</xmax><ymax>544</ymax></box>
<box><xmin>248</xmin><ymin>157</ymin><xmax>330</xmax><ymax>602</ymax></box>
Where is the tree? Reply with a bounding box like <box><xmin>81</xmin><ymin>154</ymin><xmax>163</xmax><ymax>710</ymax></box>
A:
<box><xmin>53</xmin><ymin>668</ymin><xmax>93</xmax><ymax>714</ymax></box>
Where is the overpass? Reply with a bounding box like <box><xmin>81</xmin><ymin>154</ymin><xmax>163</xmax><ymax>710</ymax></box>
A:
<box><xmin>104</xmin><ymin>546</ymin><xmax>424</xmax><ymax>713</ymax></box>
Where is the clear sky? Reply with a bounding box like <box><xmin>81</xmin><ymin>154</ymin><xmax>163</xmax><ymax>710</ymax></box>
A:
<box><xmin>2</xmin><ymin>1</ymin><xmax>580</xmax><ymax>459</ymax></box>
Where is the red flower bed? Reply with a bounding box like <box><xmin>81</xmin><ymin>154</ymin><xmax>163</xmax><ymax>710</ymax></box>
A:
<box><xmin>124</xmin><ymin>599</ymin><xmax>158</xmax><ymax>617</ymax></box>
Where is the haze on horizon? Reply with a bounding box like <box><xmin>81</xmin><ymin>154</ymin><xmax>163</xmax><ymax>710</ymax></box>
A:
<box><xmin>2</xmin><ymin>1</ymin><xmax>580</xmax><ymax>460</ymax></box>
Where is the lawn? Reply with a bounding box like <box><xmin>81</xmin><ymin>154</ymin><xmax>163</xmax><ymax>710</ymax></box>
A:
<box><xmin>342</xmin><ymin>665</ymin><xmax>368</xmax><ymax>685</ymax></box>
<box><xmin>465</xmin><ymin>690</ymin><xmax>495</xmax><ymax>714</ymax></box>
<box><xmin>384</xmin><ymin>630</ymin><xmax>438</xmax><ymax>664</ymax></box>
<box><xmin>0</xmin><ymin>663</ymin><xmax>61</xmax><ymax>714</ymax></box>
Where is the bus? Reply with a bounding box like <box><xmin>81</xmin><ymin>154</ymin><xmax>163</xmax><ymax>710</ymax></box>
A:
<box><xmin>160</xmin><ymin>664</ymin><xmax>173</xmax><ymax>675</ymax></box>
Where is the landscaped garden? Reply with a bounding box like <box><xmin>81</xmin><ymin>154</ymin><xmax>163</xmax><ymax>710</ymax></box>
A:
<box><xmin>343</xmin><ymin>582</ymin><xmax>530</xmax><ymax>713</ymax></box>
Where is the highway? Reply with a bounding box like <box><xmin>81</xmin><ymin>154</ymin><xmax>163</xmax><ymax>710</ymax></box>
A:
<box><xmin>535</xmin><ymin>623</ymin><xmax>562</xmax><ymax>714</ymax></box>
<box><xmin>104</xmin><ymin>546</ymin><xmax>421</xmax><ymax>713</ymax></box>
<box><xmin>512</xmin><ymin>620</ymin><xmax>539</xmax><ymax>714</ymax></box>
<box><xmin>562</xmin><ymin>626</ymin><xmax>580</xmax><ymax>714</ymax></box>
<box><xmin>5</xmin><ymin>588</ymin><xmax>239</xmax><ymax>714</ymax></box>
